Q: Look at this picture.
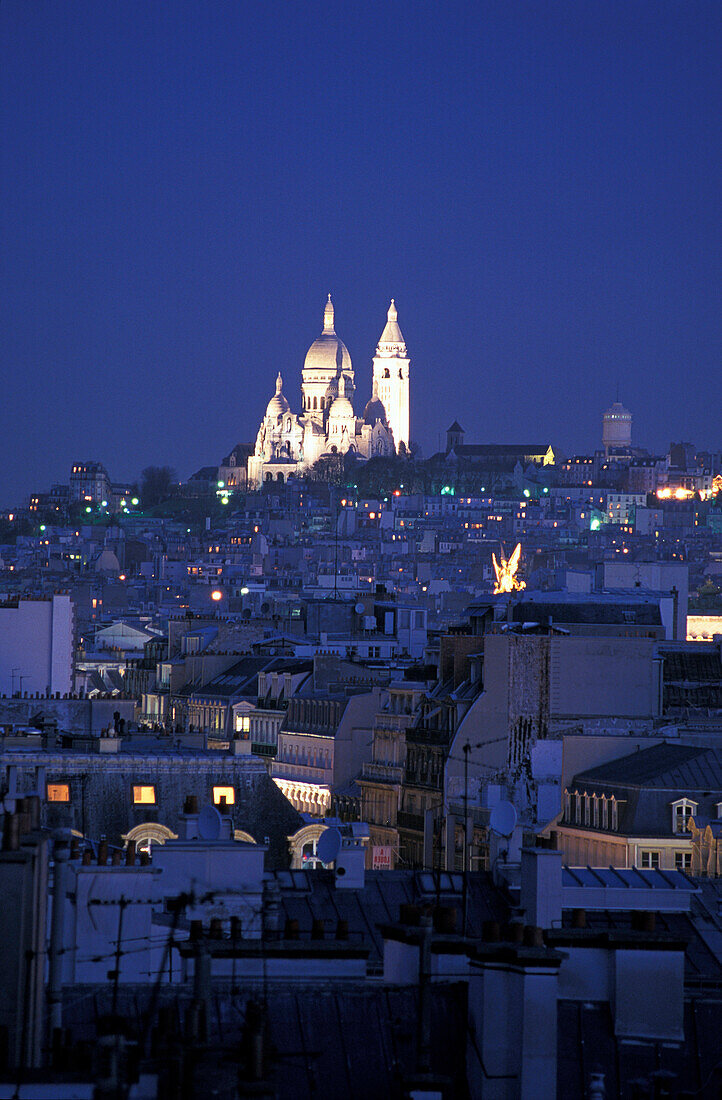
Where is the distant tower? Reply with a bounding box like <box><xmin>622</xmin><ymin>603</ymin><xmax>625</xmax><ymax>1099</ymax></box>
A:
<box><xmin>602</xmin><ymin>401</ymin><xmax>632</xmax><ymax>456</ymax></box>
<box><xmin>446</xmin><ymin>421</ymin><xmax>465</xmax><ymax>453</ymax></box>
<box><xmin>373</xmin><ymin>300</ymin><xmax>410</xmax><ymax>452</ymax></box>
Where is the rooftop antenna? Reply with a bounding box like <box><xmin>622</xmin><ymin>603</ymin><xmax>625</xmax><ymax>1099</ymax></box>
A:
<box><xmin>315</xmin><ymin>826</ymin><xmax>342</xmax><ymax>866</ymax></box>
<box><xmin>489</xmin><ymin>800</ymin><xmax>518</xmax><ymax>838</ymax></box>
<box><xmin>198</xmin><ymin>804</ymin><xmax>222</xmax><ymax>840</ymax></box>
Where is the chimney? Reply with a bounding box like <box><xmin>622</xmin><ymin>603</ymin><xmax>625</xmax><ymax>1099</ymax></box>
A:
<box><xmin>613</xmin><ymin>934</ymin><xmax>684</xmax><ymax>1041</ymax></box>
<box><xmin>520</xmin><ymin>845</ymin><xmax>563</xmax><ymax>930</ymax></box>
<box><xmin>335</xmin><ymin>842</ymin><xmax>365</xmax><ymax>890</ymax></box>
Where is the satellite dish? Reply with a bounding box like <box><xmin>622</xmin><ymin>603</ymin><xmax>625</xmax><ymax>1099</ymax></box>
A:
<box><xmin>355</xmin><ymin>602</ymin><xmax>365</xmax><ymax>615</ymax></box>
<box><xmin>315</xmin><ymin>826</ymin><xmax>342</xmax><ymax>865</ymax></box>
<box><xmin>198</xmin><ymin>804</ymin><xmax>222</xmax><ymax>840</ymax></box>
<box><xmin>489</xmin><ymin>801</ymin><xmax>517</xmax><ymax>838</ymax></box>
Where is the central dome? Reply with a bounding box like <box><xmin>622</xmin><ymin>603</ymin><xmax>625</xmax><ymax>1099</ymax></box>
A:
<box><xmin>303</xmin><ymin>295</ymin><xmax>352</xmax><ymax>378</ymax></box>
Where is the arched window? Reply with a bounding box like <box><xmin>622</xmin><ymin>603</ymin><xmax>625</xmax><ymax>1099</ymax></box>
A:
<box><xmin>399</xmin><ymin>368</ymin><xmax>403</xmax><ymax>379</ymax></box>
<box><xmin>383</xmin><ymin>368</ymin><xmax>390</xmax><ymax>378</ymax></box>
<box><xmin>313</xmin><ymin>396</ymin><xmax>317</xmax><ymax>410</ymax></box>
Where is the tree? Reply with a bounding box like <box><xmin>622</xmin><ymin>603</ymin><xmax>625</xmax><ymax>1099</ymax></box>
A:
<box><xmin>140</xmin><ymin>466</ymin><xmax>177</xmax><ymax>507</ymax></box>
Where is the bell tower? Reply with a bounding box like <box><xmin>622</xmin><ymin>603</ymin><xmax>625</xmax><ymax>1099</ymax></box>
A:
<box><xmin>372</xmin><ymin>299</ymin><xmax>410</xmax><ymax>452</ymax></box>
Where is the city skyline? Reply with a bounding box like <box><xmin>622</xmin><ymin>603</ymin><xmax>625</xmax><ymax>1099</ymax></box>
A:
<box><xmin>2</xmin><ymin>2</ymin><xmax>722</xmax><ymax>502</ymax></box>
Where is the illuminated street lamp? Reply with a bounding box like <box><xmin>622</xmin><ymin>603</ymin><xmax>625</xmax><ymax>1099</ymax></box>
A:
<box><xmin>211</xmin><ymin>589</ymin><xmax>223</xmax><ymax>602</ymax></box>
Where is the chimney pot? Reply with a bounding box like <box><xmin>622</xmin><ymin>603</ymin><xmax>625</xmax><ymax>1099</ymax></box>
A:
<box><xmin>507</xmin><ymin>921</ymin><xmax>524</xmax><ymax>944</ymax></box>
<box><xmin>2</xmin><ymin>813</ymin><xmax>20</xmax><ymax>851</ymax></box>
<box><xmin>284</xmin><ymin>918</ymin><xmax>299</xmax><ymax>941</ymax></box>
<box><xmin>572</xmin><ymin>908</ymin><xmax>587</xmax><ymax>929</ymax></box>
<box><xmin>632</xmin><ymin>910</ymin><xmax>656</xmax><ymax>934</ymax></box>
<box><xmin>399</xmin><ymin>903</ymin><xmax>421</xmax><ymax>926</ymax></box>
<box><xmin>432</xmin><ymin>905</ymin><xmax>458</xmax><ymax>934</ymax></box>
<box><xmin>523</xmin><ymin>925</ymin><xmax>545</xmax><ymax>948</ymax></box>
<box><xmin>82</xmin><ymin>849</ymin><xmax>93</xmax><ymax>866</ymax></box>
<box><xmin>335</xmin><ymin>919</ymin><xmax>349</xmax><ymax>941</ymax></box>
<box><xmin>97</xmin><ymin>840</ymin><xmax>108</xmax><ymax>866</ymax></box>
<box><xmin>482</xmin><ymin>920</ymin><xmax>501</xmax><ymax>942</ymax></box>
<box><xmin>311</xmin><ymin>918</ymin><xmax>325</xmax><ymax>940</ymax></box>
<box><xmin>125</xmin><ymin>840</ymin><xmax>136</xmax><ymax>866</ymax></box>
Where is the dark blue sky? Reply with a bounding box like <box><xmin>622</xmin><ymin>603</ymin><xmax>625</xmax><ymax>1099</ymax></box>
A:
<box><xmin>2</xmin><ymin>1</ymin><xmax>721</xmax><ymax>502</ymax></box>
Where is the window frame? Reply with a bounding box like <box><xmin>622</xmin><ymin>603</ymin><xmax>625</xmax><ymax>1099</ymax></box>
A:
<box><xmin>671</xmin><ymin>798</ymin><xmax>698</xmax><ymax>835</ymax></box>
<box><xmin>132</xmin><ymin>784</ymin><xmax>157</xmax><ymax>806</ymax></box>
<box><xmin>213</xmin><ymin>785</ymin><xmax>236</xmax><ymax>807</ymax></box>
<box><xmin>46</xmin><ymin>781</ymin><xmax>71</xmax><ymax>803</ymax></box>
<box><xmin>675</xmin><ymin>850</ymin><xmax>692</xmax><ymax>872</ymax></box>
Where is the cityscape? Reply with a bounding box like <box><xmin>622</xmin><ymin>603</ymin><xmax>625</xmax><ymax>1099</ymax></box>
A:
<box><xmin>3</xmin><ymin>4</ymin><xmax>722</xmax><ymax>1099</ymax></box>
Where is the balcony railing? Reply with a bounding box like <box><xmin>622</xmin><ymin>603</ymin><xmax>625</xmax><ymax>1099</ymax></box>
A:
<box><xmin>374</xmin><ymin>713</ymin><xmax>415</xmax><ymax>732</ymax></box>
<box><xmin>359</xmin><ymin>761</ymin><xmax>405</xmax><ymax>784</ymax></box>
<box><xmin>397</xmin><ymin>810</ymin><xmax>425</xmax><ymax>833</ymax></box>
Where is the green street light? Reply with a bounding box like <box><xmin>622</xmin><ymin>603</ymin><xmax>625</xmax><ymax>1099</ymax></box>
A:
<box><xmin>131</xmin><ymin>497</ymin><xmax>139</xmax><ymax>506</ymax></box>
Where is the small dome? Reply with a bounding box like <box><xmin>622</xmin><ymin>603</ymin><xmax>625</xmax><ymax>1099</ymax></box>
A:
<box><xmin>363</xmin><ymin>380</ymin><xmax>387</xmax><ymax>426</ymax></box>
<box><xmin>329</xmin><ymin>394</ymin><xmax>354</xmax><ymax>419</ymax></box>
<box><xmin>303</xmin><ymin>295</ymin><xmax>353</xmax><ymax>378</ymax></box>
<box><xmin>604</xmin><ymin>401</ymin><xmax>631</xmax><ymax>419</ymax></box>
<box><xmin>266</xmin><ymin>373</ymin><xmax>290</xmax><ymax>419</ymax></box>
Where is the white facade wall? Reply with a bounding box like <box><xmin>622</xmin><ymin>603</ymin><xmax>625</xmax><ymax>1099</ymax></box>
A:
<box><xmin>0</xmin><ymin>596</ymin><xmax>73</xmax><ymax>697</ymax></box>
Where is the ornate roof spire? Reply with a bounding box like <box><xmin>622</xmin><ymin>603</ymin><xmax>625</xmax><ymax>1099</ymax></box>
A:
<box><xmin>276</xmin><ymin>372</ymin><xmax>283</xmax><ymax>393</ymax></box>
<box><xmin>323</xmin><ymin>293</ymin><xmax>335</xmax><ymax>334</ymax></box>
<box><xmin>377</xmin><ymin>298</ymin><xmax>405</xmax><ymax>352</ymax></box>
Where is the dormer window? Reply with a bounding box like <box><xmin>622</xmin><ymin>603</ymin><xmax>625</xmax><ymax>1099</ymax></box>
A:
<box><xmin>671</xmin><ymin>798</ymin><xmax>697</xmax><ymax>835</ymax></box>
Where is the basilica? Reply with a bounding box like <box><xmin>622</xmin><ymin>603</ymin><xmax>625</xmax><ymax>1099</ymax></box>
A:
<box><xmin>246</xmin><ymin>296</ymin><xmax>410</xmax><ymax>488</ymax></box>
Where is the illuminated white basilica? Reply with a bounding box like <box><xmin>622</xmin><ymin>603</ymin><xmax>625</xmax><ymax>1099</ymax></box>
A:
<box><xmin>247</xmin><ymin>296</ymin><xmax>410</xmax><ymax>488</ymax></box>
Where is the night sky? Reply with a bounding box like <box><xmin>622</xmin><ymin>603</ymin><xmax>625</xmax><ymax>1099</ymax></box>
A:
<box><xmin>2</xmin><ymin>2</ymin><xmax>721</xmax><ymax>503</ymax></box>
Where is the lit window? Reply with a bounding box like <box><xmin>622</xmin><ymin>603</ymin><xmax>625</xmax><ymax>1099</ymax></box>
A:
<box><xmin>132</xmin><ymin>785</ymin><xmax>156</xmax><ymax>805</ymax></box>
<box><xmin>47</xmin><ymin>783</ymin><xmax>70</xmax><ymax>803</ymax></box>
<box><xmin>235</xmin><ymin>715</ymin><xmax>250</xmax><ymax>734</ymax></box>
<box><xmin>213</xmin><ymin>786</ymin><xmax>235</xmax><ymax>806</ymax></box>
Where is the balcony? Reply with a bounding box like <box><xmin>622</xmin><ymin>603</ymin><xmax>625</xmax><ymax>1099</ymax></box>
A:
<box><xmin>397</xmin><ymin>810</ymin><xmax>425</xmax><ymax>833</ymax></box>
<box><xmin>374</xmin><ymin>713</ymin><xmax>415</xmax><ymax>733</ymax></box>
<box><xmin>359</xmin><ymin>761</ymin><xmax>405</xmax><ymax>785</ymax></box>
